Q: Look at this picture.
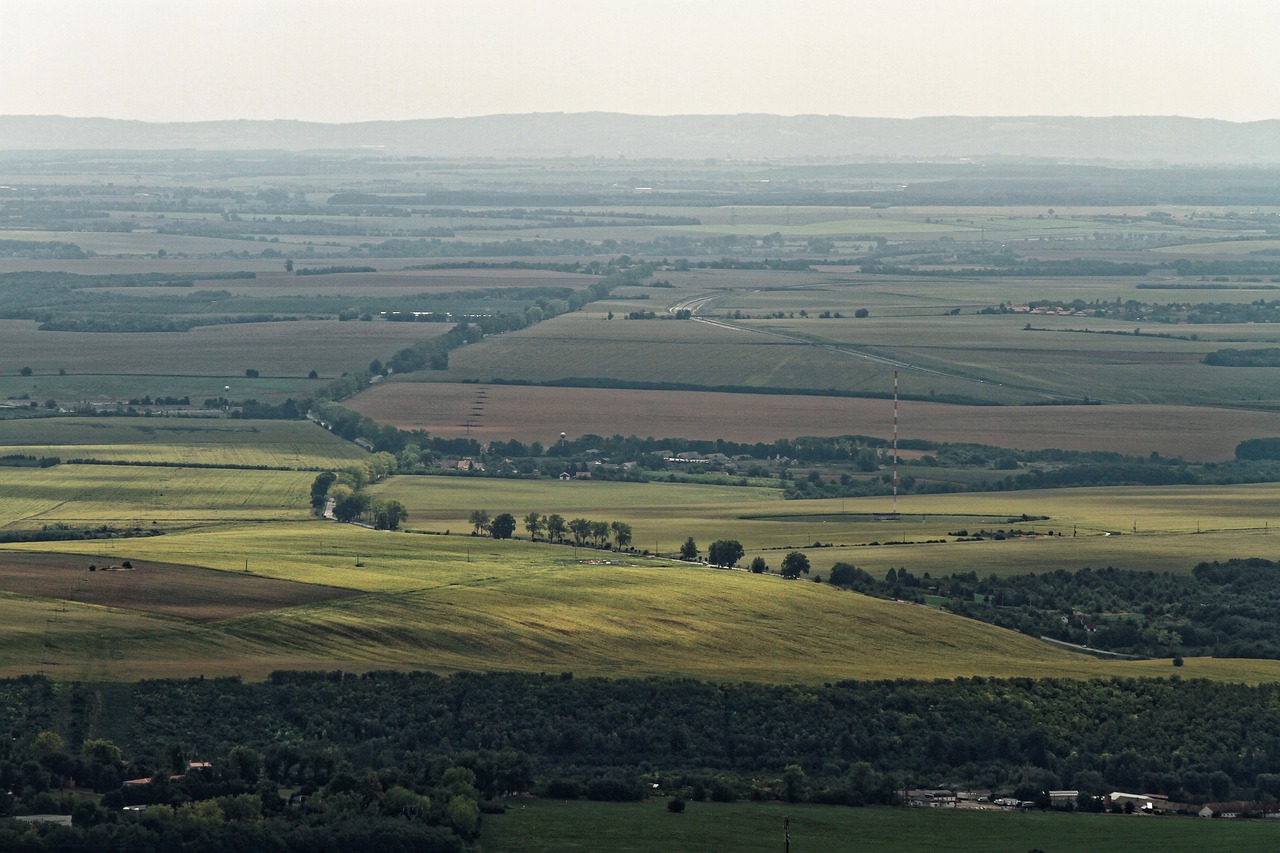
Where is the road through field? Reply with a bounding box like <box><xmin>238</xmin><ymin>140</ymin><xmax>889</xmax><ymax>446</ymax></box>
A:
<box><xmin>670</xmin><ymin>291</ymin><xmax>1073</xmax><ymax>401</ymax></box>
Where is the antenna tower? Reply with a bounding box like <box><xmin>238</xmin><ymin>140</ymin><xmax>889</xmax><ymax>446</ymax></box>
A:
<box><xmin>892</xmin><ymin>371</ymin><xmax>899</xmax><ymax>516</ymax></box>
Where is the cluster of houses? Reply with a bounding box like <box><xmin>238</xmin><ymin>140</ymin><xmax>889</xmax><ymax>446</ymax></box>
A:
<box><xmin>1109</xmin><ymin>791</ymin><xmax>1280</xmax><ymax>819</ymax></box>
<box><xmin>907</xmin><ymin>788</ymin><xmax>1280</xmax><ymax>819</ymax></box>
<box><xmin>1009</xmin><ymin>304</ymin><xmax>1100</xmax><ymax>317</ymax></box>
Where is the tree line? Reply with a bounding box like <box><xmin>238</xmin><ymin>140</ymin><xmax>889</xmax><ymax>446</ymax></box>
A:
<box><xmin>467</xmin><ymin>510</ymin><xmax>633</xmax><ymax>550</ymax></box>
<box><xmin>8</xmin><ymin>670</ymin><xmax>1280</xmax><ymax>828</ymax></box>
<box><xmin>822</xmin><ymin>558</ymin><xmax>1280</xmax><ymax>661</ymax></box>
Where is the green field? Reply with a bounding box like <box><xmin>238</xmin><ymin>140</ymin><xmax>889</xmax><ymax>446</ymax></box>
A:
<box><xmin>13</xmin><ymin>521</ymin><xmax>1113</xmax><ymax>682</ymax></box>
<box><xmin>0</xmin><ymin>417</ymin><xmax>368</xmax><ymax>468</ymax></box>
<box><xmin>0</xmin><ymin>318</ymin><xmax>446</xmax><ymax>403</ymax></box>
<box><xmin>8</xmin><ymin>512</ymin><xmax>1280</xmax><ymax>683</ymax></box>
<box><xmin>0</xmin><ymin>464</ymin><xmax>314</xmax><ymax>528</ymax></box>
<box><xmin>429</xmin><ymin>271</ymin><xmax>1280</xmax><ymax>407</ymax></box>
<box><xmin>479</xmin><ymin>799</ymin><xmax>1280</xmax><ymax>853</ymax></box>
<box><xmin>371</xmin><ymin>476</ymin><xmax>1280</xmax><ymax>573</ymax></box>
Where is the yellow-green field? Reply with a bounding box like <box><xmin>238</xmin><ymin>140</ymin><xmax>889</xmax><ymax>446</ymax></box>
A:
<box><xmin>8</xmin><ymin>521</ymin><xmax>1280</xmax><ymax>684</ymax></box>
<box><xmin>0</xmin><ymin>464</ymin><xmax>314</xmax><ymax>529</ymax></box>
<box><xmin>0</xmin><ymin>417</ymin><xmax>368</xmax><ymax>468</ymax></box>
<box><xmin>371</xmin><ymin>476</ymin><xmax>1280</xmax><ymax>575</ymax></box>
<box><xmin>2</xmin><ymin>460</ymin><xmax>1278</xmax><ymax>683</ymax></box>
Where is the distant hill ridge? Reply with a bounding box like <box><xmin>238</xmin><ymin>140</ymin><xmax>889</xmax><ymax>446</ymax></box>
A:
<box><xmin>2</xmin><ymin>113</ymin><xmax>1280</xmax><ymax>163</ymax></box>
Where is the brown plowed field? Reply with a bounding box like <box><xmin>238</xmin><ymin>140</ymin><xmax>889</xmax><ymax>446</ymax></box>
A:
<box><xmin>350</xmin><ymin>381</ymin><xmax>1280</xmax><ymax>461</ymax></box>
<box><xmin>0</xmin><ymin>551</ymin><xmax>357</xmax><ymax>622</ymax></box>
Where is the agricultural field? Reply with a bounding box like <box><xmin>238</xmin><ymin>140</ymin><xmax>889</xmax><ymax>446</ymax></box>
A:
<box><xmin>479</xmin><ymin>799</ymin><xmax>1280</xmax><ymax>853</ymax></box>
<box><xmin>0</xmin><ymin>464</ymin><xmax>314</xmax><ymax>529</ymax></box>
<box><xmin>351</xmin><ymin>380</ymin><xmax>1280</xmax><ymax>459</ymax></box>
<box><xmin>370</xmin><ymin>476</ymin><xmax>1280</xmax><ymax>577</ymax></box>
<box><xmin>0</xmin><ymin>417</ymin><xmax>368</xmax><ymax>467</ymax></box>
<box><xmin>9</xmin><ymin>519</ymin><xmax>1280</xmax><ymax>684</ymax></box>
<box><xmin>4</xmin><ymin>154</ymin><xmax>1280</xmax><ymax>690</ymax></box>
<box><xmin>420</xmin><ymin>295</ymin><xmax>1280</xmax><ymax>409</ymax></box>
<box><xmin>0</xmin><ymin>318</ymin><xmax>450</xmax><ymax>404</ymax></box>
<box><xmin>0</xmin><ymin>551</ymin><xmax>357</xmax><ymax>621</ymax></box>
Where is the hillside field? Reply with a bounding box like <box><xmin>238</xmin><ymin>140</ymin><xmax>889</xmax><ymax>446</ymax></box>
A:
<box><xmin>7</xmin><ymin>520</ymin><xmax>1280</xmax><ymax>684</ymax></box>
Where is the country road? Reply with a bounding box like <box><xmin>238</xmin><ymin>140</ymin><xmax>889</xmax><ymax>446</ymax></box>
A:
<box><xmin>667</xmin><ymin>291</ymin><xmax>1079</xmax><ymax>401</ymax></box>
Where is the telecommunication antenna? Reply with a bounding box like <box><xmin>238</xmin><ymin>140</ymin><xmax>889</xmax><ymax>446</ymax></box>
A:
<box><xmin>892</xmin><ymin>370</ymin><xmax>900</xmax><ymax>516</ymax></box>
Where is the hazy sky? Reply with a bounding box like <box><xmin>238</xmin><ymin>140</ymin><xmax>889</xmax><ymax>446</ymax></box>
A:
<box><xmin>3</xmin><ymin>0</ymin><xmax>1277</xmax><ymax>123</ymax></box>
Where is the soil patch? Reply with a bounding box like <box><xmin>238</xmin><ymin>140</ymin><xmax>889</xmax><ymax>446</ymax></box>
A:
<box><xmin>0</xmin><ymin>551</ymin><xmax>358</xmax><ymax>622</ymax></box>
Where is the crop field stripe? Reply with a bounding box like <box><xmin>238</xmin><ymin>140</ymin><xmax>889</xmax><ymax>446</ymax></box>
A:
<box><xmin>351</xmin><ymin>381</ymin><xmax>1280</xmax><ymax>460</ymax></box>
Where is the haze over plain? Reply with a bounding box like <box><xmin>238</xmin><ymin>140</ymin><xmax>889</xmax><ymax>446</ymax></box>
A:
<box><xmin>2</xmin><ymin>0</ymin><xmax>1277</xmax><ymax>124</ymax></box>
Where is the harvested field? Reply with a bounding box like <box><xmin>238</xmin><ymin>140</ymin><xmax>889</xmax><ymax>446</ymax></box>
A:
<box><xmin>350</xmin><ymin>381</ymin><xmax>1280</xmax><ymax>460</ymax></box>
<box><xmin>0</xmin><ymin>551</ymin><xmax>357</xmax><ymax>622</ymax></box>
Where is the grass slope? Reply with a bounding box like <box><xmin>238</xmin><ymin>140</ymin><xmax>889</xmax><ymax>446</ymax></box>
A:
<box><xmin>7</xmin><ymin>522</ymin><xmax>1280</xmax><ymax>683</ymax></box>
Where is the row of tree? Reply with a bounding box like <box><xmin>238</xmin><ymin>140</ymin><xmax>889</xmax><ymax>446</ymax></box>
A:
<box><xmin>467</xmin><ymin>510</ymin><xmax>634</xmax><ymax>549</ymax></box>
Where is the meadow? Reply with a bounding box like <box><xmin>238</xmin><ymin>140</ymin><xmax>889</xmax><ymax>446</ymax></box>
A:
<box><xmin>479</xmin><ymin>799</ymin><xmax>1280</xmax><ymax>853</ymax></box>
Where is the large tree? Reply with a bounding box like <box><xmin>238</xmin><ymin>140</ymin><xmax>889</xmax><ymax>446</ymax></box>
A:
<box><xmin>469</xmin><ymin>509</ymin><xmax>491</xmax><ymax>536</ymax></box>
<box><xmin>589</xmin><ymin>520</ymin><xmax>610</xmax><ymax>547</ymax></box>
<box><xmin>679</xmin><ymin>537</ymin><xmax>699</xmax><ymax>562</ymax></box>
<box><xmin>490</xmin><ymin>513</ymin><xmax>516</xmax><ymax>540</ymax></box>
<box><xmin>373</xmin><ymin>500</ymin><xmax>408</xmax><ymax>531</ymax></box>
<box><xmin>610</xmin><ymin>521</ymin><xmax>633</xmax><ymax>550</ymax></box>
<box><xmin>524</xmin><ymin>512</ymin><xmax>544</xmax><ymax>540</ymax></box>
<box><xmin>309</xmin><ymin>471</ymin><xmax>336</xmax><ymax>512</ymax></box>
<box><xmin>568</xmin><ymin>518</ymin><xmax>593</xmax><ymax>546</ymax></box>
<box><xmin>333</xmin><ymin>490</ymin><xmax>371</xmax><ymax>523</ymax></box>
<box><xmin>708</xmin><ymin>540</ymin><xmax>744</xmax><ymax>568</ymax></box>
<box><xmin>780</xmin><ymin>551</ymin><xmax>810</xmax><ymax>579</ymax></box>
<box><xmin>545</xmin><ymin>513</ymin><xmax>567</xmax><ymax>543</ymax></box>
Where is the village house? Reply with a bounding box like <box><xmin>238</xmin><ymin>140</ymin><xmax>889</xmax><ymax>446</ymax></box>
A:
<box><xmin>907</xmin><ymin>789</ymin><xmax>957</xmax><ymax>807</ymax></box>
<box><xmin>1198</xmin><ymin>801</ymin><xmax>1280</xmax><ymax>819</ymax></box>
